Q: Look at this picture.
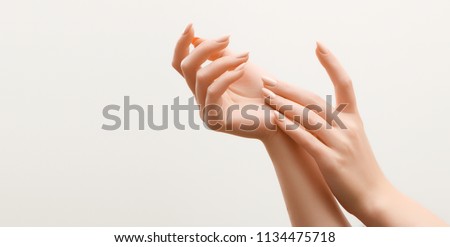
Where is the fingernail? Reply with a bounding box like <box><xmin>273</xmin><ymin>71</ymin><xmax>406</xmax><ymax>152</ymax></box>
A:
<box><xmin>183</xmin><ymin>23</ymin><xmax>193</xmax><ymax>35</ymax></box>
<box><xmin>262</xmin><ymin>88</ymin><xmax>276</xmax><ymax>98</ymax></box>
<box><xmin>216</xmin><ymin>35</ymin><xmax>230</xmax><ymax>43</ymax></box>
<box><xmin>236</xmin><ymin>52</ymin><xmax>249</xmax><ymax>58</ymax></box>
<box><xmin>235</xmin><ymin>63</ymin><xmax>246</xmax><ymax>71</ymax></box>
<box><xmin>192</xmin><ymin>37</ymin><xmax>202</xmax><ymax>47</ymax></box>
<box><xmin>261</xmin><ymin>76</ymin><xmax>277</xmax><ymax>87</ymax></box>
<box><xmin>316</xmin><ymin>41</ymin><xmax>329</xmax><ymax>54</ymax></box>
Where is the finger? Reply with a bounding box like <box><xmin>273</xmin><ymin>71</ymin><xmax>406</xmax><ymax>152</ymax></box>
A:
<box><xmin>204</xmin><ymin>63</ymin><xmax>246</xmax><ymax>106</ymax></box>
<box><xmin>193</xmin><ymin>37</ymin><xmax>233</xmax><ymax>59</ymax></box>
<box><xmin>181</xmin><ymin>36</ymin><xmax>230</xmax><ymax>94</ymax></box>
<box><xmin>192</xmin><ymin>37</ymin><xmax>204</xmax><ymax>47</ymax></box>
<box><xmin>273</xmin><ymin>110</ymin><xmax>330</xmax><ymax>157</ymax></box>
<box><xmin>316</xmin><ymin>42</ymin><xmax>357</xmax><ymax>113</ymax></box>
<box><xmin>172</xmin><ymin>23</ymin><xmax>194</xmax><ymax>75</ymax></box>
<box><xmin>262</xmin><ymin>87</ymin><xmax>335</xmax><ymax>145</ymax></box>
<box><xmin>261</xmin><ymin>76</ymin><xmax>329</xmax><ymax>120</ymax></box>
<box><xmin>196</xmin><ymin>53</ymin><xmax>249</xmax><ymax>106</ymax></box>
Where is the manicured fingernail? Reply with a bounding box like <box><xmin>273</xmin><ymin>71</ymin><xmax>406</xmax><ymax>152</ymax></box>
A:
<box><xmin>316</xmin><ymin>41</ymin><xmax>329</xmax><ymax>54</ymax></box>
<box><xmin>236</xmin><ymin>52</ymin><xmax>249</xmax><ymax>58</ymax></box>
<box><xmin>183</xmin><ymin>23</ymin><xmax>193</xmax><ymax>35</ymax></box>
<box><xmin>235</xmin><ymin>63</ymin><xmax>246</xmax><ymax>71</ymax></box>
<box><xmin>262</xmin><ymin>88</ymin><xmax>276</xmax><ymax>98</ymax></box>
<box><xmin>192</xmin><ymin>37</ymin><xmax>202</xmax><ymax>47</ymax></box>
<box><xmin>216</xmin><ymin>35</ymin><xmax>230</xmax><ymax>43</ymax></box>
<box><xmin>261</xmin><ymin>76</ymin><xmax>277</xmax><ymax>87</ymax></box>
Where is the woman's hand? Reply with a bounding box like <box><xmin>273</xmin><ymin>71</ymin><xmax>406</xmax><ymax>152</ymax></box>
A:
<box><xmin>171</xmin><ymin>25</ymin><xmax>350</xmax><ymax>226</ymax></box>
<box><xmin>172</xmin><ymin>24</ymin><xmax>278</xmax><ymax>140</ymax></box>
<box><xmin>263</xmin><ymin>42</ymin><xmax>446</xmax><ymax>226</ymax></box>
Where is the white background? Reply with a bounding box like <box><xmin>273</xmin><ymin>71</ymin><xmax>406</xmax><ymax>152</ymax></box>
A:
<box><xmin>1</xmin><ymin>227</ymin><xmax>449</xmax><ymax>246</ymax></box>
<box><xmin>0</xmin><ymin>0</ymin><xmax>449</xmax><ymax>226</ymax></box>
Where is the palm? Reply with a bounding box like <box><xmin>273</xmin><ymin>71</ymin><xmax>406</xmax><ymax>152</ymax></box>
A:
<box><xmin>216</xmin><ymin>62</ymin><xmax>276</xmax><ymax>139</ymax></box>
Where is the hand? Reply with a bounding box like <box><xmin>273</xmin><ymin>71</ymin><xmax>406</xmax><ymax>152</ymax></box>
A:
<box><xmin>263</xmin><ymin>42</ymin><xmax>447</xmax><ymax>226</ymax></box>
<box><xmin>261</xmin><ymin>42</ymin><xmax>391</xmax><ymax>217</ymax></box>
<box><xmin>172</xmin><ymin>25</ymin><xmax>350</xmax><ymax>226</ymax></box>
<box><xmin>172</xmin><ymin>24</ymin><xmax>278</xmax><ymax>140</ymax></box>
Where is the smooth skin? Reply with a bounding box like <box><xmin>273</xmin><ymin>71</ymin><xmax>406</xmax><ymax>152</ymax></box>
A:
<box><xmin>172</xmin><ymin>24</ymin><xmax>349</xmax><ymax>226</ymax></box>
<box><xmin>264</xmin><ymin>42</ymin><xmax>447</xmax><ymax>226</ymax></box>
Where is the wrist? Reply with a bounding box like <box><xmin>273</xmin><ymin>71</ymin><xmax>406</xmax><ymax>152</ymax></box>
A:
<box><xmin>260</xmin><ymin>129</ymin><xmax>285</xmax><ymax>146</ymax></box>
<box><xmin>355</xmin><ymin>178</ymin><xmax>398</xmax><ymax>226</ymax></box>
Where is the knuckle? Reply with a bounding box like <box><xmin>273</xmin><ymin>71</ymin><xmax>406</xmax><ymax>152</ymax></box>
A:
<box><xmin>180</xmin><ymin>58</ymin><xmax>191</xmax><ymax>73</ymax></box>
<box><xmin>339</xmin><ymin>137</ymin><xmax>354</xmax><ymax>154</ymax></box>
<box><xmin>335</xmin><ymin>152</ymin><xmax>346</xmax><ymax>164</ymax></box>
<box><xmin>317</xmin><ymin>151</ymin><xmax>341</xmax><ymax>170</ymax></box>
<box><xmin>208</xmin><ymin>56</ymin><xmax>232</xmax><ymax>71</ymax></box>
<box><xmin>327</xmin><ymin>152</ymin><xmax>344</xmax><ymax>168</ymax></box>
<box><xmin>344</xmin><ymin>119</ymin><xmax>362</xmax><ymax>132</ymax></box>
<box><xmin>348</xmin><ymin>125</ymin><xmax>358</xmax><ymax>136</ymax></box>
<box><xmin>339</xmin><ymin>77</ymin><xmax>353</xmax><ymax>89</ymax></box>
<box><xmin>171</xmin><ymin>61</ymin><xmax>179</xmax><ymax>71</ymax></box>
<box><xmin>331</xmin><ymin>155</ymin><xmax>347</xmax><ymax>173</ymax></box>
<box><xmin>196</xmin><ymin>70</ymin><xmax>207</xmax><ymax>83</ymax></box>
<box><xmin>206</xmin><ymin>85</ymin><xmax>218</xmax><ymax>98</ymax></box>
<box><xmin>198</xmin><ymin>40</ymin><xmax>219</xmax><ymax>51</ymax></box>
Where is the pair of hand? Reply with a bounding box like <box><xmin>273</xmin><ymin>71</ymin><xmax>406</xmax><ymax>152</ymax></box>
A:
<box><xmin>172</xmin><ymin>24</ymin><xmax>277</xmax><ymax>140</ymax></box>
<box><xmin>171</xmin><ymin>24</ymin><xmax>446</xmax><ymax>226</ymax></box>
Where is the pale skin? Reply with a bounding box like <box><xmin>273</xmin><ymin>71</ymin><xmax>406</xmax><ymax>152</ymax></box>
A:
<box><xmin>172</xmin><ymin>23</ymin><xmax>447</xmax><ymax>226</ymax></box>
<box><xmin>172</xmin><ymin>23</ymin><xmax>349</xmax><ymax>226</ymax></box>
<box><xmin>264</xmin><ymin>42</ymin><xmax>447</xmax><ymax>226</ymax></box>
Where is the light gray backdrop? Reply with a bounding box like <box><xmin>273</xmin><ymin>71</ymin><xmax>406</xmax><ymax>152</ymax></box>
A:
<box><xmin>1</xmin><ymin>0</ymin><xmax>449</xmax><ymax>226</ymax></box>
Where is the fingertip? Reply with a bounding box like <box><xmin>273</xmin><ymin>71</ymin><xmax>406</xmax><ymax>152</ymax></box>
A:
<box><xmin>236</xmin><ymin>51</ymin><xmax>249</xmax><ymax>59</ymax></box>
<box><xmin>234</xmin><ymin>62</ymin><xmax>247</xmax><ymax>71</ymax></box>
<box><xmin>231</xmin><ymin>64</ymin><xmax>246</xmax><ymax>80</ymax></box>
<box><xmin>216</xmin><ymin>35</ymin><xmax>230</xmax><ymax>43</ymax></box>
<box><xmin>261</xmin><ymin>76</ymin><xmax>277</xmax><ymax>87</ymax></box>
<box><xmin>237</xmin><ymin>54</ymin><xmax>250</xmax><ymax>66</ymax></box>
<box><xmin>316</xmin><ymin>41</ymin><xmax>329</xmax><ymax>55</ymax></box>
<box><xmin>192</xmin><ymin>37</ymin><xmax>203</xmax><ymax>47</ymax></box>
<box><xmin>183</xmin><ymin>23</ymin><xmax>194</xmax><ymax>35</ymax></box>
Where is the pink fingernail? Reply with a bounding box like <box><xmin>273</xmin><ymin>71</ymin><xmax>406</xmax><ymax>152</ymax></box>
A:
<box><xmin>216</xmin><ymin>35</ymin><xmax>230</xmax><ymax>43</ymax></box>
<box><xmin>316</xmin><ymin>41</ymin><xmax>329</xmax><ymax>54</ymax></box>
<box><xmin>262</xmin><ymin>76</ymin><xmax>277</xmax><ymax>87</ymax></box>
<box><xmin>192</xmin><ymin>37</ymin><xmax>203</xmax><ymax>47</ymax></box>
<box><xmin>236</xmin><ymin>52</ymin><xmax>249</xmax><ymax>58</ymax></box>
<box><xmin>235</xmin><ymin>63</ymin><xmax>246</xmax><ymax>71</ymax></box>
<box><xmin>183</xmin><ymin>23</ymin><xmax>193</xmax><ymax>35</ymax></box>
